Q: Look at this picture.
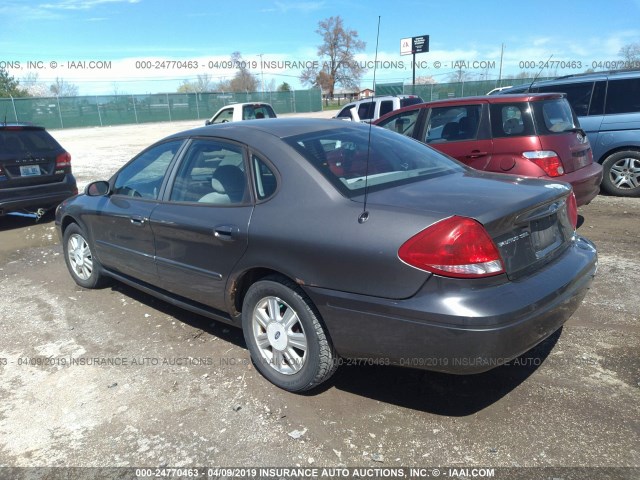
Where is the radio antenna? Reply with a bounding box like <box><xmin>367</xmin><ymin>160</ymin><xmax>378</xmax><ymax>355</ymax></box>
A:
<box><xmin>359</xmin><ymin>15</ymin><xmax>381</xmax><ymax>224</ymax></box>
<box><xmin>529</xmin><ymin>53</ymin><xmax>553</xmax><ymax>90</ymax></box>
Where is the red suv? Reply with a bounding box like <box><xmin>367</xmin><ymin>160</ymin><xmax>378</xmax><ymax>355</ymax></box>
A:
<box><xmin>374</xmin><ymin>93</ymin><xmax>603</xmax><ymax>206</ymax></box>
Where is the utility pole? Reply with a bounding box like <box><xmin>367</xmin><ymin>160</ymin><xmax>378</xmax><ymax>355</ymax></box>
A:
<box><xmin>498</xmin><ymin>43</ymin><xmax>505</xmax><ymax>86</ymax></box>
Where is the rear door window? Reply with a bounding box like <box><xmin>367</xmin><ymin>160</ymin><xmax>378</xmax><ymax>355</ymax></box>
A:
<box><xmin>604</xmin><ymin>78</ymin><xmax>640</xmax><ymax>115</ymax></box>
<box><xmin>379</xmin><ymin>100</ymin><xmax>394</xmax><ymax>118</ymax></box>
<box><xmin>489</xmin><ymin>103</ymin><xmax>535</xmax><ymax>137</ymax></box>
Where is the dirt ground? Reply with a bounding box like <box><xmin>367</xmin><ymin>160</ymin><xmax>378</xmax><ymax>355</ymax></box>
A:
<box><xmin>0</xmin><ymin>116</ymin><xmax>638</xmax><ymax>475</ymax></box>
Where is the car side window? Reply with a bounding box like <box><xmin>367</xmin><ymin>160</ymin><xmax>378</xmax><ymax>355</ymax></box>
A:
<box><xmin>489</xmin><ymin>103</ymin><xmax>535</xmax><ymax>138</ymax></box>
<box><xmin>604</xmin><ymin>78</ymin><xmax>640</xmax><ymax>115</ymax></box>
<box><xmin>212</xmin><ymin>108</ymin><xmax>234</xmax><ymax>124</ymax></box>
<box><xmin>589</xmin><ymin>81</ymin><xmax>607</xmax><ymax>116</ymax></box>
<box><xmin>113</xmin><ymin>140</ymin><xmax>182</xmax><ymax>199</ymax></box>
<box><xmin>252</xmin><ymin>154</ymin><xmax>277</xmax><ymax>201</ymax></box>
<box><xmin>537</xmin><ymin>82</ymin><xmax>593</xmax><ymax>116</ymax></box>
<box><xmin>337</xmin><ymin>105</ymin><xmax>356</xmax><ymax>119</ymax></box>
<box><xmin>169</xmin><ymin>139</ymin><xmax>247</xmax><ymax>205</ymax></box>
<box><xmin>379</xmin><ymin>100</ymin><xmax>394</xmax><ymax>117</ymax></box>
<box><xmin>425</xmin><ymin>105</ymin><xmax>481</xmax><ymax>143</ymax></box>
<box><xmin>377</xmin><ymin>109</ymin><xmax>421</xmax><ymax>137</ymax></box>
<box><xmin>357</xmin><ymin>102</ymin><xmax>375</xmax><ymax>120</ymax></box>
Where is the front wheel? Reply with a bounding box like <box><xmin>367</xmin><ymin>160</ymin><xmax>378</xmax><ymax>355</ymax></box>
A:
<box><xmin>601</xmin><ymin>150</ymin><xmax>640</xmax><ymax>197</ymax></box>
<box><xmin>242</xmin><ymin>275</ymin><xmax>337</xmax><ymax>392</ymax></box>
<box><xmin>63</xmin><ymin>223</ymin><xmax>107</xmax><ymax>289</ymax></box>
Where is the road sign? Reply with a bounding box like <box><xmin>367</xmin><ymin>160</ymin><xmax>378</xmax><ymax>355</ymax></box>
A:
<box><xmin>412</xmin><ymin>35</ymin><xmax>429</xmax><ymax>54</ymax></box>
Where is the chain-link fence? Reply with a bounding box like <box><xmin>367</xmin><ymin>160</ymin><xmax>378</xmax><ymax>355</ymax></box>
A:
<box><xmin>0</xmin><ymin>90</ymin><xmax>322</xmax><ymax>129</ymax></box>
<box><xmin>375</xmin><ymin>77</ymin><xmax>552</xmax><ymax>100</ymax></box>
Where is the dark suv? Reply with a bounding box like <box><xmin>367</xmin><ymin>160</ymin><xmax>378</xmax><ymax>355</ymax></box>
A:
<box><xmin>374</xmin><ymin>93</ymin><xmax>603</xmax><ymax>207</ymax></box>
<box><xmin>0</xmin><ymin>124</ymin><xmax>77</xmax><ymax>217</ymax></box>
<box><xmin>494</xmin><ymin>70</ymin><xmax>640</xmax><ymax>197</ymax></box>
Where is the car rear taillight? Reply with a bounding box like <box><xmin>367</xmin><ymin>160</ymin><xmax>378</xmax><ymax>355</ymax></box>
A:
<box><xmin>56</xmin><ymin>152</ymin><xmax>71</xmax><ymax>168</ymax></box>
<box><xmin>398</xmin><ymin>216</ymin><xmax>505</xmax><ymax>278</ymax></box>
<box><xmin>523</xmin><ymin>151</ymin><xmax>564</xmax><ymax>177</ymax></box>
<box><xmin>567</xmin><ymin>191</ymin><xmax>578</xmax><ymax>230</ymax></box>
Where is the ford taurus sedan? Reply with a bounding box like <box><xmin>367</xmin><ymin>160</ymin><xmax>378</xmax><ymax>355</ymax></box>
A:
<box><xmin>56</xmin><ymin>119</ymin><xmax>597</xmax><ymax>392</ymax></box>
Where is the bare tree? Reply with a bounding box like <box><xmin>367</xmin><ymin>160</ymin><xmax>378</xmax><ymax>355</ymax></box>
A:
<box><xmin>619</xmin><ymin>42</ymin><xmax>640</xmax><ymax>64</ymax></box>
<box><xmin>21</xmin><ymin>72</ymin><xmax>49</xmax><ymax>97</ymax></box>
<box><xmin>448</xmin><ymin>64</ymin><xmax>474</xmax><ymax>83</ymax></box>
<box><xmin>50</xmin><ymin>77</ymin><xmax>79</xmax><ymax>97</ymax></box>
<box><xmin>415</xmin><ymin>75</ymin><xmax>437</xmax><ymax>85</ymax></box>
<box><xmin>300</xmin><ymin>16</ymin><xmax>366</xmax><ymax>98</ymax></box>
<box><xmin>177</xmin><ymin>74</ymin><xmax>214</xmax><ymax>93</ymax></box>
<box><xmin>229</xmin><ymin>52</ymin><xmax>258</xmax><ymax>92</ymax></box>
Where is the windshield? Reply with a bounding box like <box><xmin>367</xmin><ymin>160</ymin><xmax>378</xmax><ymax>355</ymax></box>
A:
<box><xmin>285</xmin><ymin>125</ymin><xmax>463</xmax><ymax>197</ymax></box>
<box><xmin>532</xmin><ymin>98</ymin><xmax>579</xmax><ymax>134</ymax></box>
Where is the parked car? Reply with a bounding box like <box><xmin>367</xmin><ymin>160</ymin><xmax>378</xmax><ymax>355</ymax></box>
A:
<box><xmin>493</xmin><ymin>70</ymin><xmax>640</xmax><ymax>197</ymax></box>
<box><xmin>204</xmin><ymin>102</ymin><xmax>276</xmax><ymax>125</ymax></box>
<box><xmin>374</xmin><ymin>93</ymin><xmax>603</xmax><ymax>206</ymax></box>
<box><xmin>334</xmin><ymin>95</ymin><xmax>423</xmax><ymax>123</ymax></box>
<box><xmin>0</xmin><ymin>123</ymin><xmax>77</xmax><ymax>217</ymax></box>
<box><xmin>56</xmin><ymin>119</ymin><xmax>597</xmax><ymax>392</ymax></box>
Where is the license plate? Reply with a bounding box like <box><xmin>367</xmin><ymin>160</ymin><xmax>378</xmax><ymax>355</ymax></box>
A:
<box><xmin>20</xmin><ymin>165</ymin><xmax>41</xmax><ymax>176</ymax></box>
<box><xmin>531</xmin><ymin>215</ymin><xmax>561</xmax><ymax>259</ymax></box>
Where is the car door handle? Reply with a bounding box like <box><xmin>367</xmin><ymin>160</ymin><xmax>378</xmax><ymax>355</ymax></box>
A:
<box><xmin>214</xmin><ymin>225</ymin><xmax>239</xmax><ymax>242</ymax></box>
<box><xmin>130</xmin><ymin>215</ymin><xmax>146</xmax><ymax>226</ymax></box>
<box><xmin>466</xmin><ymin>151</ymin><xmax>488</xmax><ymax>158</ymax></box>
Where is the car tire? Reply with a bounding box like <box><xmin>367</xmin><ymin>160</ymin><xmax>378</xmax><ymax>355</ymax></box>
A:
<box><xmin>242</xmin><ymin>275</ymin><xmax>338</xmax><ymax>392</ymax></box>
<box><xmin>63</xmin><ymin>223</ymin><xmax>107</xmax><ymax>289</ymax></box>
<box><xmin>601</xmin><ymin>150</ymin><xmax>640</xmax><ymax>197</ymax></box>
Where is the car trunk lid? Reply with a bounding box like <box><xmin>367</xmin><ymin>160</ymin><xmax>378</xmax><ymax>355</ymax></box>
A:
<box><xmin>359</xmin><ymin>171</ymin><xmax>576</xmax><ymax>280</ymax></box>
<box><xmin>0</xmin><ymin>127</ymin><xmax>67</xmax><ymax>189</ymax></box>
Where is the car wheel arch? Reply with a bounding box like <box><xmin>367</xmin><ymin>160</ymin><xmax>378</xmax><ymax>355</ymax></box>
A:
<box><xmin>228</xmin><ymin>267</ymin><xmax>302</xmax><ymax>317</ymax></box>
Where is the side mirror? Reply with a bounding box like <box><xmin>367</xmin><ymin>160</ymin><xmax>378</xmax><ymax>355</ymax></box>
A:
<box><xmin>85</xmin><ymin>180</ymin><xmax>110</xmax><ymax>196</ymax></box>
<box><xmin>205</xmin><ymin>119</ymin><xmax>212</xmax><ymax>126</ymax></box>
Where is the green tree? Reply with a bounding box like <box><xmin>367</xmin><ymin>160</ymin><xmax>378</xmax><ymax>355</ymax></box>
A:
<box><xmin>300</xmin><ymin>16</ymin><xmax>366</xmax><ymax>98</ymax></box>
<box><xmin>277</xmin><ymin>82</ymin><xmax>292</xmax><ymax>92</ymax></box>
<box><xmin>0</xmin><ymin>68</ymin><xmax>28</xmax><ymax>98</ymax></box>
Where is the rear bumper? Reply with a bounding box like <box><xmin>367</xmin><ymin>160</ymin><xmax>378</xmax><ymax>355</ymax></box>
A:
<box><xmin>306</xmin><ymin>235</ymin><xmax>597</xmax><ymax>374</ymax></box>
<box><xmin>0</xmin><ymin>175</ymin><xmax>77</xmax><ymax>215</ymax></box>
<box><xmin>561</xmin><ymin>162</ymin><xmax>603</xmax><ymax>206</ymax></box>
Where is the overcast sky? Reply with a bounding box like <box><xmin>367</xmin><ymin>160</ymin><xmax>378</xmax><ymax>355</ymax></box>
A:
<box><xmin>1</xmin><ymin>0</ymin><xmax>639</xmax><ymax>94</ymax></box>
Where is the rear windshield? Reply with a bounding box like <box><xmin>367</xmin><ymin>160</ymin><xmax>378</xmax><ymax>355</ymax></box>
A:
<box><xmin>531</xmin><ymin>98</ymin><xmax>579</xmax><ymax>134</ymax></box>
<box><xmin>242</xmin><ymin>104</ymin><xmax>276</xmax><ymax>120</ymax></box>
<box><xmin>284</xmin><ymin>125</ymin><xmax>463</xmax><ymax>197</ymax></box>
<box><xmin>0</xmin><ymin>128</ymin><xmax>61</xmax><ymax>155</ymax></box>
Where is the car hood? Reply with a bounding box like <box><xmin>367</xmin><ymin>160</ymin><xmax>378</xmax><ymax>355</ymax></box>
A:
<box><xmin>354</xmin><ymin>170</ymin><xmax>571</xmax><ymax>225</ymax></box>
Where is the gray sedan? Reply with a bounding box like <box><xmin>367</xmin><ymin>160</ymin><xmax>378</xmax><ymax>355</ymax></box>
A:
<box><xmin>56</xmin><ymin>119</ymin><xmax>597</xmax><ymax>392</ymax></box>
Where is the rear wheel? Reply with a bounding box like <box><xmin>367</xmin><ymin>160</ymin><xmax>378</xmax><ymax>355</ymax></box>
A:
<box><xmin>601</xmin><ymin>150</ymin><xmax>640</xmax><ymax>197</ymax></box>
<box><xmin>242</xmin><ymin>275</ymin><xmax>337</xmax><ymax>392</ymax></box>
<box><xmin>63</xmin><ymin>223</ymin><xmax>107</xmax><ymax>289</ymax></box>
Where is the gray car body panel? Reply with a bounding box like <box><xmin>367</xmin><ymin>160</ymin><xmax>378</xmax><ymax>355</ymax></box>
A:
<box><xmin>56</xmin><ymin>119</ymin><xmax>598</xmax><ymax>374</ymax></box>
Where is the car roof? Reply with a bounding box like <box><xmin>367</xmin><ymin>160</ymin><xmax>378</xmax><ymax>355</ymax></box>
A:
<box><xmin>499</xmin><ymin>69</ymin><xmax>640</xmax><ymax>93</ymax></box>
<box><xmin>0</xmin><ymin>123</ymin><xmax>44</xmax><ymax>130</ymax></box>
<box><xmin>374</xmin><ymin>92</ymin><xmax>566</xmax><ymax>123</ymax></box>
<box><xmin>168</xmin><ymin>117</ymin><xmax>368</xmax><ymax>142</ymax></box>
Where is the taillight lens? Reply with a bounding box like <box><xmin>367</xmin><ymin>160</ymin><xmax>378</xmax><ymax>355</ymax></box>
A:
<box><xmin>398</xmin><ymin>216</ymin><xmax>505</xmax><ymax>278</ymax></box>
<box><xmin>56</xmin><ymin>152</ymin><xmax>71</xmax><ymax>168</ymax></box>
<box><xmin>523</xmin><ymin>151</ymin><xmax>564</xmax><ymax>177</ymax></box>
<box><xmin>567</xmin><ymin>191</ymin><xmax>578</xmax><ymax>230</ymax></box>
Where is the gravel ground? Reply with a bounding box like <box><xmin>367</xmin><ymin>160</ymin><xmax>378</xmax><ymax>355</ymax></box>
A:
<box><xmin>0</xmin><ymin>114</ymin><xmax>638</xmax><ymax>478</ymax></box>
